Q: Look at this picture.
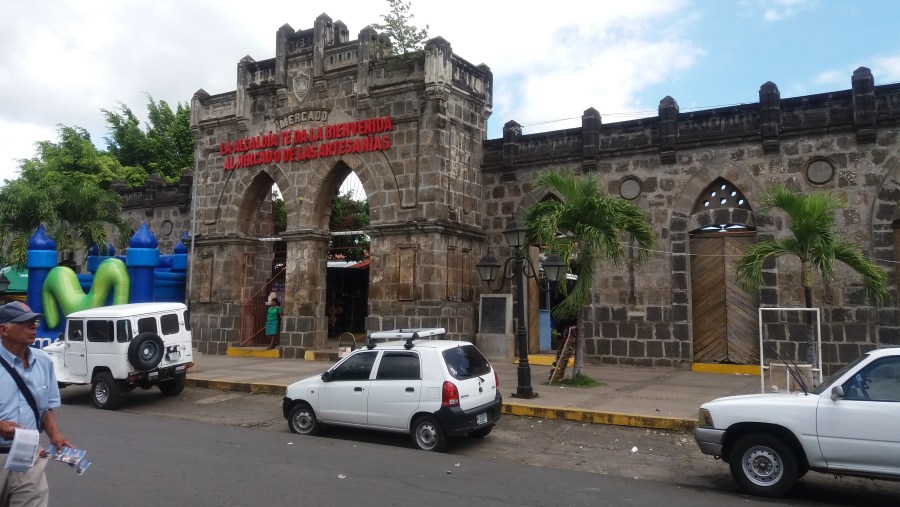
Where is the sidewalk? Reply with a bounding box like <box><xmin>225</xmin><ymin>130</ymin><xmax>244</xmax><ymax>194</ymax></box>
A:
<box><xmin>186</xmin><ymin>350</ymin><xmax>760</xmax><ymax>431</ymax></box>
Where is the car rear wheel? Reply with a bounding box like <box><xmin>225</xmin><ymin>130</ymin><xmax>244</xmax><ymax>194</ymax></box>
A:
<box><xmin>158</xmin><ymin>373</ymin><xmax>186</xmax><ymax>395</ymax></box>
<box><xmin>468</xmin><ymin>425</ymin><xmax>493</xmax><ymax>438</ymax></box>
<box><xmin>729</xmin><ymin>433</ymin><xmax>798</xmax><ymax>497</ymax></box>
<box><xmin>288</xmin><ymin>403</ymin><xmax>320</xmax><ymax>435</ymax></box>
<box><xmin>412</xmin><ymin>415</ymin><xmax>446</xmax><ymax>452</ymax></box>
<box><xmin>91</xmin><ymin>372</ymin><xmax>124</xmax><ymax>410</ymax></box>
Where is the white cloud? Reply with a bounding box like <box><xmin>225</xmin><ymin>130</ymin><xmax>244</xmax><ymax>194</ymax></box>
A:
<box><xmin>743</xmin><ymin>0</ymin><xmax>818</xmax><ymax>22</ymax></box>
<box><xmin>813</xmin><ymin>53</ymin><xmax>900</xmax><ymax>91</ymax></box>
<box><xmin>0</xmin><ymin>0</ymin><xmax>702</xmax><ymax>183</ymax></box>
<box><xmin>872</xmin><ymin>55</ymin><xmax>900</xmax><ymax>82</ymax></box>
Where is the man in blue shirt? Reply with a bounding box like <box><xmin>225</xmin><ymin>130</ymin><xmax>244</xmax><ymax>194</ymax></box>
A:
<box><xmin>0</xmin><ymin>301</ymin><xmax>71</xmax><ymax>506</ymax></box>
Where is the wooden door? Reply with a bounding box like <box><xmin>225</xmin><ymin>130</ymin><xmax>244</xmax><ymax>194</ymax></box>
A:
<box><xmin>690</xmin><ymin>232</ymin><xmax>759</xmax><ymax>364</ymax></box>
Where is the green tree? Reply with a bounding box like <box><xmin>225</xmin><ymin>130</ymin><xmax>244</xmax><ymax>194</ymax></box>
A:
<box><xmin>0</xmin><ymin>173</ymin><xmax>128</xmax><ymax>267</ymax></box>
<box><xmin>329</xmin><ymin>191</ymin><xmax>370</xmax><ymax>262</ymax></box>
<box><xmin>0</xmin><ymin>178</ymin><xmax>56</xmax><ymax>267</ymax></box>
<box><xmin>103</xmin><ymin>95</ymin><xmax>194</xmax><ymax>184</ymax></box>
<box><xmin>735</xmin><ymin>186</ymin><xmax>889</xmax><ymax>363</ymax></box>
<box><xmin>15</xmin><ymin>126</ymin><xmax>146</xmax><ymax>188</ymax></box>
<box><xmin>372</xmin><ymin>0</ymin><xmax>429</xmax><ymax>55</ymax></box>
<box><xmin>525</xmin><ymin>171</ymin><xmax>658</xmax><ymax>376</ymax></box>
<box><xmin>2</xmin><ymin>126</ymin><xmax>132</xmax><ymax>267</ymax></box>
<box><xmin>272</xmin><ymin>189</ymin><xmax>287</xmax><ymax>234</ymax></box>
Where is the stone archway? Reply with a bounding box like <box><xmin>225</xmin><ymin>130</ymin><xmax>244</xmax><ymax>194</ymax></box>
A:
<box><xmin>670</xmin><ymin>163</ymin><xmax>763</xmax><ymax>365</ymax></box>
<box><xmin>687</xmin><ymin>178</ymin><xmax>758</xmax><ymax>364</ymax></box>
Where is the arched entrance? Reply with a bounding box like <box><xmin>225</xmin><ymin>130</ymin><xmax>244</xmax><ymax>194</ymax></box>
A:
<box><xmin>688</xmin><ymin>178</ymin><xmax>759</xmax><ymax>364</ymax></box>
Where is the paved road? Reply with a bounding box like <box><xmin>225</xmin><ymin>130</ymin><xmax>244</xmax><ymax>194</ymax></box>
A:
<box><xmin>51</xmin><ymin>384</ymin><xmax>900</xmax><ymax>505</ymax></box>
<box><xmin>45</xmin><ymin>392</ymin><xmax>805</xmax><ymax>507</ymax></box>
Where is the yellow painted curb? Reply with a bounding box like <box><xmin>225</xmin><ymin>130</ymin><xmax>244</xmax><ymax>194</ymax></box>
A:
<box><xmin>515</xmin><ymin>354</ymin><xmax>574</xmax><ymax>367</ymax></box>
<box><xmin>502</xmin><ymin>403</ymin><xmax>695</xmax><ymax>432</ymax></box>
<box><xmin>692</xmin><ymin>363</ymin><xmax>760</xmax><ymax>375</ymax></box>
<box><xmin>227</xmin><ymin>346</ymin><xmax>280</xmax><ymax>358</ymax></box>
<box><xmin>304</xmin><ymin>350</ymin><xmax>339</xmax><ymax>361</ymax></box>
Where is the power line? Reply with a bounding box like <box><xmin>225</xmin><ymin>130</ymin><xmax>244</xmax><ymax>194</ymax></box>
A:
<box><xmin>518</xmin><ymin>102</ymin><xmax>751</xmax><ymax>129</ymax></box>
<box><xmin>625</xmin><ymin>244</ymin><xmax>900</xmax><ymax>265</ymax></box>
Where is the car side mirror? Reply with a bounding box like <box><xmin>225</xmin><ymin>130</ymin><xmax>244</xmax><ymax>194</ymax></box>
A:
<box><xmin>830</xmin><ymin>385</ymin><xmax>844</xmax><ymax>401</ymax></box>
<box><xmin>57</xmin><ymin>332</ymin><xmax>64</xmax><ymax>341</ymax></box>
<box><xmin>321</xmin><ymin>371</ymin><xmax>332</xmax><ymax>382</ymax></box>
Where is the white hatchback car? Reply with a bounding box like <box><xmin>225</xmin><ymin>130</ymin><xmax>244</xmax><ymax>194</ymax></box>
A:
<box><xmin>282</xmin><ymin>334</ymin><xmax>501</xmax><ymax>451</ymax></box>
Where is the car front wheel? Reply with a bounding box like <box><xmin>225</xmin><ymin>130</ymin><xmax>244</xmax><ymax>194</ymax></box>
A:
<box><xmin>729</xmin><ymin>433</ymin><xmax>798</xmax><ymax>497</ymax></box>
<box><xmin>411</xmin><ymin>415</ymin><xmax>446</xmax><ymax>452</ymax></box>
<box><xmin>288</xmin><ymin>403</ymin><xmax>320</xmax><ymax>435</ymax></box>
<box><xmin>91</xmin><ymin>372</ymin><xmax>124</xmax><ymax>410</ymax></box>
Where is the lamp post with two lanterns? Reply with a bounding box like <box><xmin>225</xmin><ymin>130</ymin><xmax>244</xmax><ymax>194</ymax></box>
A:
<box><xmin>476</xmin><ymin>216</ymin><xmax>566</xmax><ymax>399</ymax></box>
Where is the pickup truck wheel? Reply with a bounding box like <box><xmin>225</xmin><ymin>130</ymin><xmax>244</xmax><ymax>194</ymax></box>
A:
<box><xmin>91</xmin><ymin>372</ymin><xmax>124</xmax><ymax>410</ymax></box>
<box><xmin>158</xmin><ymin>373</ymin><xmax>186</xmax><ymax>395</ymax></box>
<box><xmin>288</xmin><ymin>403</ymin><xmax>320</xmax><ymax>435</ymax></box>
<box><xmin>729</xmin><ymin>433</ymin><xmax>798</xmax><ymax>497</ymax></box>
<box><xmin>412</xmin><ymin>415</ymin><xmax>446</xmax><ymax>452</ymax></box>
<box><xmin>128</xmin><ymin>333</ymin><xmax>164</xmax><ymax>371</ymax></box>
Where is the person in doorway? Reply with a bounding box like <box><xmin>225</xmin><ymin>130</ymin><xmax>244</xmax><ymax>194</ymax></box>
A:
<box><xmin>265</xmin><ymin>294</ymin><xmax>284</xmax><ymax>350</ymax></box>
<box><xmin>0</xmin><ymin>301</ymin><xmax>72</xmax><ymax>506</ymax></box>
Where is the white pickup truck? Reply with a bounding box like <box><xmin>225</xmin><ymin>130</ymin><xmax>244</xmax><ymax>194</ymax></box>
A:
<box><xmin>43</xmin><ymin>302</ymin><xmax>194</xmax><ymax>410</ymax></box>
<box><xmin>694</xmin><ymin>347</ymin><xmax>900</xmax><ymax>497</ymax></box>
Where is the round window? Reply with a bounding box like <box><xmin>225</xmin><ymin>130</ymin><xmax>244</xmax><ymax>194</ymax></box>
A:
<box><xmin>619</xmin><ymin>178</ymin><xmax>642</xmax><ymax>200</ymax></box>
<box><xmin>806</xmin><ymin>159</ymin><xmax>835</xmax><ymax>185</ymax></box>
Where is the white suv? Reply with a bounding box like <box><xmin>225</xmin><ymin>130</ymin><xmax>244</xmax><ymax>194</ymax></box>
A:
<box><xmin>282</xmin><ymin>332</ymin><xmax>501</xmax><ymax>451</ymax></box>
<box><xmin>44</xmin><ymin>302</ymin><xmax>194</xmax><ymax>410</ymax></box>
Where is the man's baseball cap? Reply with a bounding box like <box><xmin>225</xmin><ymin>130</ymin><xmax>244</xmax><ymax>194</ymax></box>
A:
<box><xmin>0</xmin><ymin>301</ymin><xmax>43</xmax><ymax>324</ymax></box>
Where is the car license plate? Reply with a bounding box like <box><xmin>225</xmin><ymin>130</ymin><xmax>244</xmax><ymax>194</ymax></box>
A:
<box><xmin>166</xmin><ymin>351</ymin><xmax>181</xmax><ymax>361</ymax></box>
<box><xmin>476</xmin><ymin>412</ymin><xmax>487</xmax><ymax>425</ymax></box>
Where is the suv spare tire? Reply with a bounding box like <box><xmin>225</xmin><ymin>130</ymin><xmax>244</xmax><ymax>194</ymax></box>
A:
<box><xmin>129</xmin><ymin>333</ymin><xmax>164</xmax><ymax>370</ymax></box>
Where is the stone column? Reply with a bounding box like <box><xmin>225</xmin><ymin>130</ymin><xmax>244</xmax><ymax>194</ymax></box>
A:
<box><xmin>502</xmin><ymin>120</ymin><xmax>521</xmax><ymax>168</ymax></box>
<box><xmin>852</xmin><ymin>66</ymin><xmax>877</xmax><ymax>144</ymax></box>
<box><xmin>281</xmin><ymin>230</ymin><xmax>330</xmax><ymax>354</ymax></box>
<box><xmin>658</xmin><ymin>96</ymin><xmax>679</xmax><ymax>165</ymax></box>
<box><xmin>759</xmin><ymin>81</ymin><xmax>782</xmax><ymax>154</ymax></box>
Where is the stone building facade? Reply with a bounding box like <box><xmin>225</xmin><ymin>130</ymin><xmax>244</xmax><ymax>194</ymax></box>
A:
<box><xmin>183</xmin><ymin>13</ymin><xmax>899</xmax><ymax>372</ymax></box>
<box><xmin>189</xmin><ymin>14</ymin><xmax>491</xmax><ymax>356</ymax></box>
<box><xmin>482</xmin><ymin>68</ymin><xmax>900</xmax><ymax>372</ymax></box>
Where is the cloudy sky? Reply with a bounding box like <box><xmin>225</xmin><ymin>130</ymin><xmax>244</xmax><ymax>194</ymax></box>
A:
<box><xmin>1</xmin><ymin>0</ymin><xmax>899</xmax><ymax>184</ymax></box>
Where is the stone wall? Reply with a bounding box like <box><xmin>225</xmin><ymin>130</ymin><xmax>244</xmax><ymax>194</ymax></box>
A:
<box><xmin>117</xmin><ymin>171</ymin><xmax>193</xmax><ymax>254</ymax></box>
<box><xmin>481</xmin><ymin>68</ymin><xmax>900</xmax><ymax>373</ymax></box>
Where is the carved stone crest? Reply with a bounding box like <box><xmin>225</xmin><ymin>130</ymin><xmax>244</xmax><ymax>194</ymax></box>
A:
<box><xmin>292</xmin><ymin>71</ymin><xmax>311</xmax><ymax>103</ymax></box>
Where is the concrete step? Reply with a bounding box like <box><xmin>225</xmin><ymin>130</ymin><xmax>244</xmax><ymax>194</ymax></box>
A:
<box><xmin>226</xmin><ymin>345</ymin><xmax>280</xmax><ymax>358</ymax></box>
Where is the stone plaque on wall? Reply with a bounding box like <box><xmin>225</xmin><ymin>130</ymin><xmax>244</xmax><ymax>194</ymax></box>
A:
<box><xmin>479</xmin><ymin>294</ymin><xmax>512</xmax><ymax>334</ymax></box>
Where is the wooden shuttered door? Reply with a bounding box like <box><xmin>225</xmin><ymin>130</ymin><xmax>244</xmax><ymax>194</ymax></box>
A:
<box><xmin>690</xmin><ymin>232</ymin><xmax>759</xmax><ymax>364</ymax></box>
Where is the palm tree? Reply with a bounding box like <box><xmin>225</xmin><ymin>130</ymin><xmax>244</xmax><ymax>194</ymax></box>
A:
<box><xmin>525</xmin><ymin>171</ymin><xmax>658</xmax><ymax>376</ymax></box>
<box><xmin>735</xmin><ymin>185</ymin><xmax>890</xmax><ymax>365</ymax></box>
<box><xmin>0</xmin><ymin>174</ymin><xmax>128</xmax><ymax>267</ymax></box>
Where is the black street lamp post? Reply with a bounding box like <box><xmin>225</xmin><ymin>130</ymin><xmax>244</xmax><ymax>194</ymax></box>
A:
<box><xmin>476</xmin><ymin>216</ymin><xmax>566</xmax><ymax>399</ymax></box>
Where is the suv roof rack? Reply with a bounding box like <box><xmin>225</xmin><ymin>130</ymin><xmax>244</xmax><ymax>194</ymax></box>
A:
<box><xmin>365</xmin><ymin>328</ymin><xmax>447</xmax><ymax>350</ymax></box>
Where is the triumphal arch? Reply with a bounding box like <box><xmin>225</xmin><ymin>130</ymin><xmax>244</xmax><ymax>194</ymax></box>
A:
<box><xmin>189</xmin><ymin>14</ymin><xmax>492</xmax><ymax>356</ymax></box>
